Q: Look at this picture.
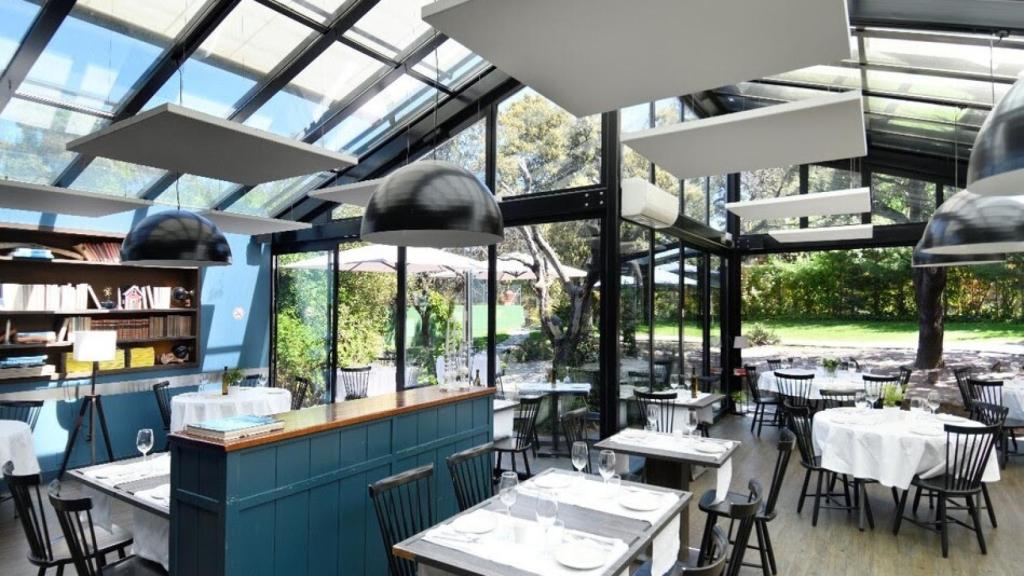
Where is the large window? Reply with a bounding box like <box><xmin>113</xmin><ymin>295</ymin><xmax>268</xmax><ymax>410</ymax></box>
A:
<box><xmin>496</xmin><ymin>87</ymin><xmax>601</xmax><ymax>197</ymax></box>
<box><xmin>274</xmin><ymin>250</ymin><xmax>334</xmax><ymax>407</ymax></box>
<box><xmin>871</xmin><ymin>172</ymin><xmax>937</xmax><ymax>224</ymax></box>
<box><xmin>740</xmin><ymin>166</ymin><xmax>800</xmax><ymax>233</ymax></box>
<box><xmin>808</xmin><ymin>165</ymin><xmax>862</xmax><ymax>227</ymax></box>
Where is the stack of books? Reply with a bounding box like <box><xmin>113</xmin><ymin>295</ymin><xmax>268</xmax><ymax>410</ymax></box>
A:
<box><xmin>129</xmin><ymin>347</ymin><xmax>155</xmax><ymax>368</ymax></box>
<box><xmin>185</xmin><ymin>415</ymin><xmax>284</xmax><ymax>442</ymax></box>
<box><xmin>74</xmin><ymin>242</ymin><xmax>121</xmax><ymax>263</ymax></box>
<box><xmin>0</xmin><ymin>355</ymin><xmax>55</xmax><ymax>380</ymax></box>
<box><xmin>0</xmin><ymin>283</ymin><xmax>96</xmax><ymax>311</ymax></box>
<box><xmin>10</xmin><ymin>247</ymin><xmax>53</xmax><ymax>260</ymax></box>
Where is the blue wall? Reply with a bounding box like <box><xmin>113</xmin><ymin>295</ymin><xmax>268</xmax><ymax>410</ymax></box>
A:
<box><xmin>0</xmin><ymin>206</ymin><xmax>271</xmax><ymax>475</ymax></box>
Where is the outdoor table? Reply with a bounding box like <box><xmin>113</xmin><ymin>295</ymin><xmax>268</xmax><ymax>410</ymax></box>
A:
<box><xmin>170</xmin><ymin>386</ymin><xmax>291</xmax><ymax>432</ymax></box>
<box><xmin>595</xmin><ymin>429</ymin><xmax>739</xmax><ymax>553</ymax></box>
<box><xmin>517</xmin><ymin>382</ymin><xmax>591</xmax><ymax>455</ymax></box>
<box><xmin>394</xmin><ymin>468</ymin><xmax>690</xmax><ymax>576</ymax></box>
<box><xmin>71</xmin><ymin>453</ymin><xmax>171</xmax><ymax>571</ymax></box>
<box><xmin>0</xmin><ymin>419</ymin><xmax>40</xmax><ymax>474</ymax></box>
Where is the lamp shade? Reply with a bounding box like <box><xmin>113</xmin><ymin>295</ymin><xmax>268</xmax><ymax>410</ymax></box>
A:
<box><xmin>360</xmin><ymin>161</ymin><xmax>503</xmax><ymax>247</ymax></box>
<box><xmin>121</xmin><ymin>210</ymin><xmax>232</xmax><ymax>267</ymax></box>
<box><xmin>912</xmin><ymin>238</ymin><xmax>1005</xmax><ymax>268</ymax></box>
<box><xmin>734</xmin><ymin>336</ymin><xmax>750</xmax><ymax>349</ymax></box>
<box><xmin>73</xmin><ymin>331</ymin><xmax>118</xmax><ymax>362</ymax></box>
<box><xmin>967</xmin><ymin>75</ymin><xmax>1024</xmax><ymax>196</ymax></box>
<box><xmin>918</xmin><ymin>190</ymin><xmax>1024</xmax><ymax>255</ymax></box>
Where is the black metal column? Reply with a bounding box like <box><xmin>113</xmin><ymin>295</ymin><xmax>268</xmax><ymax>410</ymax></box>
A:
<box><xmin>486</xmin><ymin>102</ymin><xmax>498</xmax><ymax>388</ymax></box>
<box><xmin>396</xmin><ymin>247</ymin><xmax>407</xmax><ymax>390</ymax></box>
<box><xmin>329</xmin><ymin>247</ymin><xmax>340</xmax><ymax>402</ymax></box>
<box><xmin>725</xmin><ymin>174</ymin><xmax>743</xmax><ymax>404</ymax></box>
<box><xmin>598</xmin><ymin>110</ymin><xmax>621</xmax><ymax>438</ymax></box>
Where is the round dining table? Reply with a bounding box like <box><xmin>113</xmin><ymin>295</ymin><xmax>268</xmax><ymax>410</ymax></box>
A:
<box><xmin>812</xmin><ymin>407</ymin><xmax>1000</xmax><ymax>490</ymax></box>
<box><xmin>0</xmin><ymin>419</ymin><xmax>40</xmax><ymax>474</ymax></box>
<box><xmin>758</xmin><ymin>368</ymin><xmax>869</xmax><ymax>400</ymax></box>
<box><xmin>170</xmin><ymin>386</ymin><xmax>292</xmax><ymax>432</ymax></box>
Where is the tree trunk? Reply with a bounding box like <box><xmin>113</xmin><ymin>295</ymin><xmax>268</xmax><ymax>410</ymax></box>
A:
<box><xmin>914</xmin><ymin>266</ymin><xmax>947</xmax><ymax>369</ymax></box>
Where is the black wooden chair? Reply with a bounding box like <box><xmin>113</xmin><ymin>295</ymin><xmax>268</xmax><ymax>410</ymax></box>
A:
<box><xmin>635</xmin><ymin>525</ymin><xmax>730</xmax><ymax>576</ymax></box>
<box><xmin>967</xmin><ymin>402</ymin><xmax>1006</xmax><ymax>527</ymax></box>
<box><xmin>0</xmin><ymin>400</ymin><xmax>44</xmax><ymax>430</ymax></box>
<box><xmin>151</xmin><ymin>382</ymin><xmax>171</xmax><ymax>450</ymax></box>
<box><xmin>697</xmin><ymin>479</ymin><xmax>763</xmax><ymax>576</ymax></box>
<box><xmin>339</xmin><ymin>366</ymin><xmax>372</xmax><ymax>400</ymax></box>
<box><xmin>774</xmin><ymin>372</ymin><xmax>814</xmax><ymax>419</ymax></box>
<box><xmin>788</xmin><ymin>406</ymin><xmax>873</xmax><ymax>529</ymax></box>
<box><xmin>967</xmin><ymin>379</ymin><xmax>1024</xmax><ymax>468</ymax></box>
<box><xmin>898</xmin><ymin>366</ymin><xmax>914</xmax><ymax>393</ymax></box>
<box><xmin>953</xmin><ymin>366</ymin><xmax>974</xmax><ymax>409</ymax></box>
<box><xmin>446</xmin><ymin>442</ymin><xmax>494</xmax><ymax>512</ymax></box>
<box><xmin>766</xmin><ymin>359</ymin><xmax>783</xmax><ymax>371</ymax></box>
<box><xmin>238</xmin><ymin>374</ymin><xmax>261</xmax><ymax>387</ymax></box>
<box><xmin>819</xmin><ymin>389</ymin><xmax>857</xmax><ymax>409</ymax></box>
<box><xmin>561</xmin><ymin>407</ymin><xmax>591</xmax><ymax>473</ymax></box>
<box><xmin>893</xmin><ymin>424</ymin><xmax>999</xmax><ymax>558</ymax></box>
<box><xmin>292</xmin><ymin>377</ymin><xmax>311</xmax><ymax>409</ymax></box>
<box><xmin>745</xmin><ymin>365</ymin><xmax>779</xmax><ymax>438</ymax></box>
<box><xmin>634</xmin><ymin>390</ymin><xmax>677</xmax><ymax>433</ymax></box>
<box><xmin>863</xmin><ymin>374</ymin><xmax>900</xmax><ymax>408</ymax></box>
<box><xmin>496</xmin><ymin>395</ymin><xmax>541</xmax><ymax>479</ymax></box>
<box><xmin>369</xmin><ymin>464</ymin><xmax>434</xmax><ymax>576</ymax></box>
<box><xmin>46</xmin><ymin>480</ymin><xmax>162</xmax><ymax>575</ymax></box>
<box><xmin>653</xmin><ymin>359</ymin><xmax>674</xmax><ymax>390</ymax></box>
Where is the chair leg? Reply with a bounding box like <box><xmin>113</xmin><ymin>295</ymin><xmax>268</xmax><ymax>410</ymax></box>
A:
<box><xmin>754</xmin><ymin>519</ymin><xmax>771</xmax><ymax>576</ymax></box>
<box><xmin>699</xmin><ymin>512</ymin><xmax>719</xmax><ymax>565</ymax></box>
<box><xmin>750</xmin><ymin>403</ymin><xmax>758</xmax><ymax>434</ymax></box>
<box><xmin>966</xmin><ymin>494</ymin><xmax>987</xmax><ymax>555</ymax></box>
<box><xmin>761</xmin><ymin>519</ymin><xmax>778</xmax><ymax>575</ymax></box>
<box><xmin>797</xmin><ymin>468</ymin><xmax>812</xmax><ymax>514</ymax></box>
<box><xmin>841</xmin><ymin>475</ymin><xmax>852</xmax><ymax>509</ymax></box>
<box><xmin>890</xmin><ymin>487</ymin><xmax>900</xmax><ymax>509</ymax></box>
<box><xmin>862</xmin><ymin>482</ymin><xmax>875</xmax><ymax>530</ymax></box>
<box><xmin>939</xmin><ymin>496</ymin><xmax>949</xmax><ymax>558</ymax></box>
<box><xmin>523</xmin><ymin>450</ymin><xmax>533</xmax><ymax>479</ymax></box>
<box><xmin>812</xmin><ymin>471</ymin><xmax>824</xmax><ymax>527</ymax></box>
<box><xmin>912</xmin><ymin>485</ymin><xmax>923</xmax><ymax>515</ymax></box>
<box><xmin>893</xmin><ymin>488</ymin><xmax>908</xmax><ymax>535</ymax></box>
<box><xmin>981</xmin><ymin>483</ymin><xmax>997</xmax><ymax>528</ymax></box>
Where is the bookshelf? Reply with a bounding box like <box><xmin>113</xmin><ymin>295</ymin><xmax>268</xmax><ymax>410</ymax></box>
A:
<box><xmin>0</xmin><ymin>225</ymin><xmax>202</xmax><ymax>382</ymax></box>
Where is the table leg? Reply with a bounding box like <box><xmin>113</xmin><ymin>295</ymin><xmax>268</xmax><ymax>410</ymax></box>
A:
<box><xmin>645</xmin><ymin>458</ymin><xmax>692</xmax><ymax>560</ymax></box>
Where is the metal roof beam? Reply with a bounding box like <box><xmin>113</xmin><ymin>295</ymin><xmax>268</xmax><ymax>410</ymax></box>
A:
<box><xmin>0</xmin><ymin>0</ymin><xmax>76</xmax><ymax>114</ymax></box>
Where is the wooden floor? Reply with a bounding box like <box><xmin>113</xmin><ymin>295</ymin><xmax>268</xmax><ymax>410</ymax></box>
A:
<box><xmin>1</xmin><ymin>414</ymin><xmax>1020</xmax><ymax>575</ymax></box>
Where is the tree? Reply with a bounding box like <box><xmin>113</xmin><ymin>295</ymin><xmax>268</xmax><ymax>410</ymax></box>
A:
<box><xmin>914</xmin><ymin>266</ymin><xmax>947</xmax><ymax>368</ymax></box>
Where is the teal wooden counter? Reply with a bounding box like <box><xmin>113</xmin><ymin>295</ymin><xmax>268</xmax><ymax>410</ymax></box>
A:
<box><xmin>167</xmin><ymin>386</ymin><xmax>495</xmax><ymax>576</ymax></box>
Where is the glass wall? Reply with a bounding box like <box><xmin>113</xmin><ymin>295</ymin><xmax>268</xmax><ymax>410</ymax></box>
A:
<box><xmin>274</xmin><ymin>250</ymin><xmax>334</xmax><ymax>407</ymax></box>
<box><xmin>871</xmin><ymin>172</ymin><xmax>937</xmax><ymax>224</ymax></box>
<box><xmin>740</xmin><ymin>166</ymin><xmax>800</xmax><ymax>234</ymax></box>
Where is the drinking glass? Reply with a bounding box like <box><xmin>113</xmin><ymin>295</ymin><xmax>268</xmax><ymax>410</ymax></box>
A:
<box><xmin>854</xmin><ymin>391</ymin><xmax>868</xmax><ymax>410</ymax></box>
<box><xmin>684</xmin><ymin>409</ymin><xmax>699</xmax><ymax>438</ymax></box>
<box><xmin>864</xmin><ymin>384</ymin><xmax>880</xmax><ymax>409</ymax></box>
<box><xmin>926</xmin><ymin>391</ymin><xmax>941</xmax><ymax>415</ymax></box>
<box><xmin>607</xmin><ymin>474</ymin><xmax>622</xmax><ymax>498</ymax></box>
<box><xmin>646</xmin><ymin>405</ymin><xmax>660</xmax><ymax>432</ymax></box>
<box><xmin>535</xmin><ymin>490</ymin><xmax>558</xmax><ymax>529</ymax></box>
<box><xmin>571</xmin><ymin>441</ymin><xmax>589</xmax><ymax>479</ymax></box>
<box><xmin>669</xmin><ymin>375</ymin><xmax>680</xmax><ymax>391</ymax></box>
<box><xmin>910</xmin><ymin>397</ymin><xmax>924</xmax><ymax>416</ymax></box>
<box><xmin>598</xmin><ymin>450</ymin><xmax>616</xmax><ymax>483</ymax></box>
<box><xmin>258</xmin><ymin>373</ymin><xmax>268</xmax><ymax>387</ymax></box>
<box><xmin>499</xmin><ymin>471</ymin><xmax>518</xmax><ymax>518</ymax></box>
<box><xmin>136</xmin><ymin>428</ymin><xmax>154</xmax><ymax>469</ymax></box>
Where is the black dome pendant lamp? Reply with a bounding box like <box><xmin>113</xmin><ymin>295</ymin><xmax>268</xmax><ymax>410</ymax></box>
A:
<box><xmin>966</xmin><ymin>36</ymin><xmax>1024</xmax><ymax>197</ymax></box>
<box><xmin>360</xmin><ymin>36</ymin><xmax>503</xmax><ymax>248</ymax></box>
<box><xmin>360</xmin><ymin>160</ymin><xmax>503</xmax><ymax>247</ymax></box>
<box><xmin>121</xmin><ymin>209</ymin><xmax>232</xmax><ymax>267</ymax></box>
<box><xmin>911</xmin><ymin>237</ymin><xmax>1005</xmax><ymax>268</ymax></box>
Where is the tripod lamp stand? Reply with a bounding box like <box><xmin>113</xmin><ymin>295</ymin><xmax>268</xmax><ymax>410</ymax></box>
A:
<box><xmin>58</xmin><ymin>330</ymin><xmax>117</xmax><ymax>477</ymax></box>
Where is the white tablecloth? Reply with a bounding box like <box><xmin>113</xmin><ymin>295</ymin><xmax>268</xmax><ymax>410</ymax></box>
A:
<box><xmin>517</xmin><ymin>382</ymin><xmax>592</xmax><ymax>395</ymax></box>
<box><xmin>0</xmin><ymin>419</ymin><xmax>39</xmax><ymax>474</ymax></box>
<box><xmin>759</xmin><ymin>369</ymin><xmax>871</xmax><ymax>400</ymax></box>
<box><xmin>1000</xmin><ymin>378</ymin><xmax>1024</xmax><ymax>421</ymax></box>
<box><xmin>619</xmin><ymin>390</ymin><xmax>717</xmax><ymax>428</ymax></box>
<box><xmin>813</xmin><ymin>408</ymin><xmax>1000</xmax><ymax>490</ymax></box>
<box><xmin>170</xmin><ymin>386</ymin><xmax>292</xmax><ymax>432</ymax></box>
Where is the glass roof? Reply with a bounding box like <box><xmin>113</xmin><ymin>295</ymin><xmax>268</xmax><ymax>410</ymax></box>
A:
<box><xmin>277</xmin><ymin>0</ymin><xmax>354</xmax><ymax>25</ymax></box>
<box><xmin>0</xmin><ymin>0</ymin><xmax>39</xmax><ymax>76</ymax></box>
<box><xmin>343</xmin><ymin>0</ymin><xmax>433</xmax><ymax>59</ymax></box>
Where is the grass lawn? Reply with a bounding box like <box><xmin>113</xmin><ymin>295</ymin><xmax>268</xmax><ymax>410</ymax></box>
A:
<box><xmin>638</xmin><ymin>319</ymin><xmax>1022</xmax><ymax>346</ymax></box>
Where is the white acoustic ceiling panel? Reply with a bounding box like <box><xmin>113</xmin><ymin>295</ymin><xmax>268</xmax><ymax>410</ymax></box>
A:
<box><xmin>199</xmin><ymin>210</ymin><xmax>312</xmax><ymax>235</ymax></box>
<box><xmin>308</xmin><ymin>178</ymin><xmax>383</xmax><ymax>207</ymax></box>
<box><xmin>726</xmin><ymin>187</ymin><xmax>870</xmax><ymax>220</ymax></box>
<box><xmin>423</xmin><ymin>0</ymin><xmax>851</xmax><ymax>117</ymax></box>
<box><xmin>66</xmin><ymin>104</ymin><xmax>357</xmax><ymax>186</ymax></box>
<box><xmin>769</xmin><ymin>224</ymin><xmax>873</xmax><ymax>243</ymax></box>
<box><xmin>622</xmin><ymin>91</ymin><xmax>866</xmax><ymax>180</ymax></box>
<box><xmin>0</xmin><ymin>180</ymin><xmax>153</xmax><ymax>217</ymax></box>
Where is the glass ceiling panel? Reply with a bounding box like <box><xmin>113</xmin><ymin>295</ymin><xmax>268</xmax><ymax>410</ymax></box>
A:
<box><xmin>68</xmin><ymin>157</ymin><xmax>164</xmax><ymax>196</ymax></box>
<box><xmin>144</xmin><ymin>0</ymin><xmax>315</xmax><ymax>116</ymax></box>
<box><xmin>19</xmin><ymin>1</ymin><xmax>202</xmax><ymax>113</ymax></box>
<box><xmin>411</xmin><ymin>39</ymin><xmax>487</xmax><ymax>88</ymax></box>
<box><xmin>315</xmin><ymin>73</ymin><xmax>435</xmax><ymax>156</ymax></box>
<box><xmin>227</xmin><ymin>173</ymin><xmax>331</xmax><ymax>216</ymax></box>
<box><xmin>343</xmin><ymin>0</ymin><xmax>433</xmax><ymax>59</ymax></box>
<box><xmin>276</xmin><ymin>0</ymin><xmax>354</xmax><ymax>24</ymax></box>
<box><xmin>859</xmin><ymin>31</ymin><xmax>1024</xmax><ymax>80</ymax></box>
<box><xmin>244</xmin><ymin>41</ymin><xmax>385</xmax><ymax>139</ymax></box>
<box><xmin>0</xmin><ymin>0</ymin><xmax>39</xmax><ymax>76</ymax></box>
<box><xmin>153</xmin><ymin>174</ymin><xmax>236</xmax><ymax>209</ymax></box>
<box><xmin>0</xmin><ymin>98</ymin><xmax>104</xmax><ymax>184</ymax></box>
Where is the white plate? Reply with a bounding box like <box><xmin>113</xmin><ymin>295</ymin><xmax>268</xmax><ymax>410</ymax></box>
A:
<box><xmin>555</xmin><ymin>542</ymin><xmax>607</xmax><ymax>570</ymax></box>
<box><xmin>451</xmin><ymin>512</ymin><xmax>497</xmax><ymax>535</ymax></box>
<box><xmin>619</xmin><ymin>490</ymin><xmax>663</xmax><ymax>512</ymax></box>
<box><xmin>534</xmin><ymin>473</ymin><xmax>573</xmax><ymax>490</ymax></box>
<box><xmin>910</xmin><ymin>426</ymin><xmax>944</xmax><ymax>437</ymax></box>
<box><xmin>694</xmin><ymin>441</ymin><xmax>728</xmax><ymax>454</ymax></box>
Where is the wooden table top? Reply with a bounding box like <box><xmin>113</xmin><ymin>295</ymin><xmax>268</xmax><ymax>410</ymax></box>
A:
<box><xmin>171</xmin><ymin>386</ymin><xmax>494</xmax><ymax>452</ymax></box>
<box><xmin>394</xmin><ymin>468</ymin><xmax>690</xmax><ymax>576</ymax></box>
<box><xmin>595</xmin><ymin>431</ymin><xmax>739</xmax><ymax>469</ymax></box>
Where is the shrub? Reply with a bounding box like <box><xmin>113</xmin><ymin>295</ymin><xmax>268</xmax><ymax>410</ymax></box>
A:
<box><xmin>746</xmin><ymin>323</ymin><xmax>780</xmax><ymax>346</ymax></box>
<box><xmin>518</xmin><ymin>331</ymin><xmax>553</xmax><ymax>362</ymax></box>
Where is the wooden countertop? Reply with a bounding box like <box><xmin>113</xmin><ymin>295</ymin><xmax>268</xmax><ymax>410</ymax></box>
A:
<box><xmin>171</xmin><ymin>386</ymin><xmax>494</xmax><ymax>452</ymax></box>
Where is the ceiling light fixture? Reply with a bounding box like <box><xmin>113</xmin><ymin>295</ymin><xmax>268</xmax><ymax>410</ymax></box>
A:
<box><xmin>966</xmin><ymin>32</ymin><xmax>1023</xmax><ymax>197</ymax></box>
<box><xmin>917</xmin><ymin>189</ymin><xmax>1024</xmax><ymax>255</ymax></box>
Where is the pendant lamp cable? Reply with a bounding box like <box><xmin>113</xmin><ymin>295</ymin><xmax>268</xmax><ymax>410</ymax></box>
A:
<box><xmin>432</xmin><ymin>32</ymin><xmax>440</xmax><ymax>160</ymax></box>
<box><xmin>176</xmin><ymin>54</ymin><xmax>184</xmax><ymax>212</ymax></box>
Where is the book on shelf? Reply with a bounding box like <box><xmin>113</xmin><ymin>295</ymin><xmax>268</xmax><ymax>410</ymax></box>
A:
<box><xmin>0</xmin><ymin>355</ymin><xmax>48</xmax><ymax>368</ymax></box>
<box><xmin>13</xmin><ymin>331</ymin><xmax>56</xmax><ymax>344</ymax></box>
<box><xmin>73</xmin><ymin>242</ymin><xmax>121</xmax><ymax>263</ymax></box>
<box><xmin>184</xmin><ymin>415</ymin><xmax>285</xmax><ymax>442</ymax></box>
<box><xmin>0</xmin><ymin>364</ymin><xmax>55</xmax><ymax>380</ymax></box>
<box><xmin>0</xmin><ymin>283</ymin><xmax>182</xmax><ymax>312</ymax></box>
<box><xmin>10</xmin><ymin>247</ymin><xmax>53</xmax><ymax>260</ymax></box>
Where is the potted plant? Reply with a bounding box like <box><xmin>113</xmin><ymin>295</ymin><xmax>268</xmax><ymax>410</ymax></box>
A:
<box><xmin>882</xmin><ymin>385</ymin><xmax>904</xmax><ymax>410</ymax></box>
<box><xmin>821</xmin><ymin>358</ymin><xmax>841</xmax><ymax>380</ymax></box>
<box><xmin>731</xmin><ymin>390</ymin><xmax>748</xmax><ymax>415</ymax></box>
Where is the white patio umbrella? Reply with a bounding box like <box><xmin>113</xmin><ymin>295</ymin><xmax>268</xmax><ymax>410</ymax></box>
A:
<box><xmin>283</xmin><ymin>245</ymin><xmax>485</xmax><ymax>274</ymax></box>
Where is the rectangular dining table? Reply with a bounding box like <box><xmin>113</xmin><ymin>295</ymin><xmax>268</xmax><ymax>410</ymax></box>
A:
<box><xmin>394</xmin><ymin>468</ymin><xmax>690</xmax><ymax>576</ymax></box>
<box><xmin>517</xmin><ymin>382</ymin><xmax>592</xmax><ymax>455</ymax></box>
<box><xmin>594</xmin><ymin>430</ymin><xmax>739</xmax><ymax>553</ymax></box>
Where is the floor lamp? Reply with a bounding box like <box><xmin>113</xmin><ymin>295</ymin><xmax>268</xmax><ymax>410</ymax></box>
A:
<box><xmin>58</xmin><ymin>330</ymin><xmax>117</xmax><ymax>477</ymax></box>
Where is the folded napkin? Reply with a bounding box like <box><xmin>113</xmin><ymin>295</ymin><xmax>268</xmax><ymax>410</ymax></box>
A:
<box><xmin>135</xmin><ymin>484</ymin><xmax>171</xmax><ymax>508</ymax></box>
<box><xmin>82</xmin><ymin>454</ymin><xmax>171</xmax><ymax>486</ymax></box>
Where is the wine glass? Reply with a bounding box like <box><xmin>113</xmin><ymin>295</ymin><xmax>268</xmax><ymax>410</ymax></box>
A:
<box><xmin>909</xmin><ymin>397</ymin><xmax>925</xmax><ymax>415</ymax></box>
<box><xmin>136</xmin><ymin>428</ymin><xmax>154</xmax><ymax>470</ymax></box>
<box><xmin>571</xmin><ymin>441</ymin><xmax>589</xmax><ymax>479</ymax></box>
<box><xmin>535</xmin><ymin>490</ymin><xmax>558</xmax><ymax>530</ymax></box>
<box><xmin>258</xmin><ymin>373</ymin><xmax>268</xmax><ymax>387</ymax></box>
<box><xmin>498</xmin><ymin>471</ymin><xmax>518</xmax><ymax>518</ymax></box>
<box><xmin>598</xmin><ymin>450</ymin><xmax>616</xmax><ymax>483</ymax></box>
<box><xmin>645</xmin><ymin>405</ymin><xmax>660</xmax><ymax>432</ymax></box>
<box><xmin>854</xmin><ymin>391</ymin><xmax>868</xmax><ymax>411</ymax></box>
<box><xmin>684</xmin><ymin>409</ymin><xmax>699</xmax><ymax>438</ymax></box>
<box><xmin>927</xmin><ymin>391</ymin><xmax>941</xmax><ymax>415</ymax></box>
<box><xmin>864</xmin><ymin>384</ymin><xmax>880</xmax><ymax>409</ymax></box>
